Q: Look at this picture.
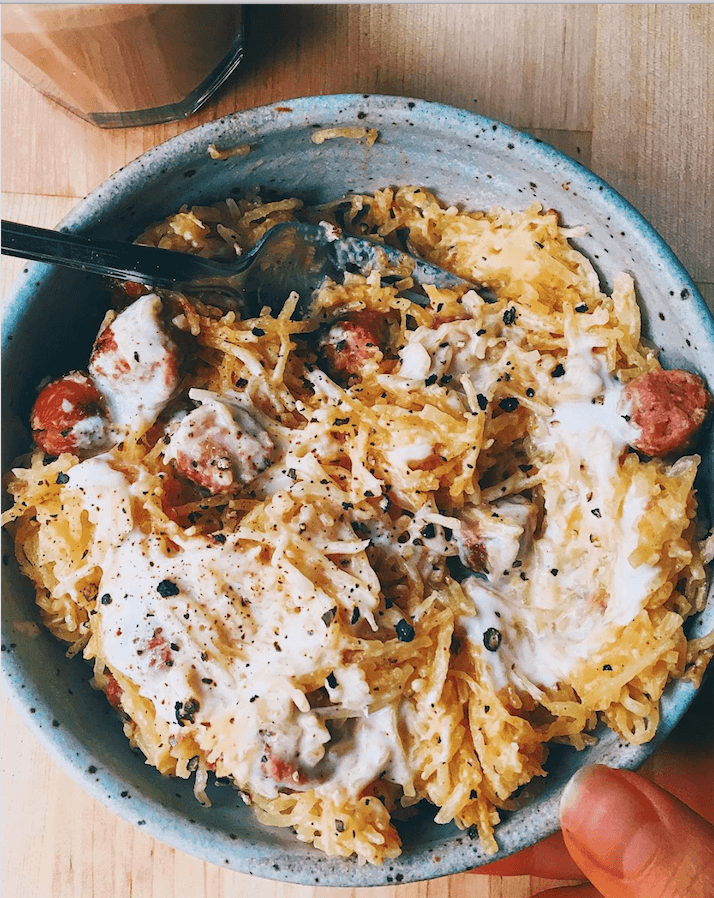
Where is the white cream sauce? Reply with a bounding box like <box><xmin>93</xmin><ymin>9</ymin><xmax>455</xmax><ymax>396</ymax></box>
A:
<box><xmin>163</xmin><ymin>389</ymin><xmax>274</xmax><ymax>491</ymax></box>
<box><xmin>64</xmin><ymin>455</ymin><xmax>135</xmax><ymax>550</ymax></box>
<box><xmin>461</xmin><ymin>333</ymin><xmax>658</xmax><ymax>693</ymax></box>
<box><xmin>89</xmin><ymin>293</ymin><xmax>179</xmax><ymax>435</ymax></box>
<box><xmin>88</xmin><ymin>453</ymin><xmax>408</xmax><ymax>799</ymax></box>
<box><xmin>69</xmin><ymin>413</ymin><xmax>109</xmax><ymax>452</ymax></box>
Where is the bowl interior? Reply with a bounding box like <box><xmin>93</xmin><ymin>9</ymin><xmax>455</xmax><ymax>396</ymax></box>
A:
<box><xmin>2</xmin><ymin>94</ymin><xmax>713</xmax><ymax>886</ymax></box>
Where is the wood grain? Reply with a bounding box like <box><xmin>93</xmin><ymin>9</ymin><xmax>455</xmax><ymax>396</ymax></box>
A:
<box><xmin>591</xmin><ymin>5</ymin><xmax>714</xmax><ymax>285</ymax></box>
<box><xmin>2</xmin><ymin>5</ymin><xmax>712</xmax><ymax>897</ymax></box>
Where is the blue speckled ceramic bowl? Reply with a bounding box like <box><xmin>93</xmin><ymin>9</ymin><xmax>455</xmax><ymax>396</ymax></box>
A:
<box><xmin>3</xmin><ymin>95</ymin><xmax>713</xmax><ymax>887</ymax></box>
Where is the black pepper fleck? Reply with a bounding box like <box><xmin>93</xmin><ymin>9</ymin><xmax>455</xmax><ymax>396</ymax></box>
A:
<box><xmin>483</xmin><ymin>628</ymin><xmax>502</xmax><ymax>651</ymax></box>
<box><xmin>395</xmin><ymin>619</ymin><xmax>415</xmax><ymax>642</ymax></box>
<box><xmin>157</xmin><ymin>579</ymin><xmax>180</xmax><ymax>597</ymax></box>
<box><xmin>175</xmin><ymin>698</ymin><xmax>200</xmax><ymax>726</ymax></box>
<box><xmin>322</xmin><ymin>607</ymin><xmax>337</xmax><ymax>626</ymax></box>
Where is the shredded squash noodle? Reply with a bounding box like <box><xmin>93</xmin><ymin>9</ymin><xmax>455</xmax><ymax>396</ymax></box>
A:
<box><xmin>3</xmin><ymin>186</ymin><xmax>712</xmax><ymax>864</ymax></box>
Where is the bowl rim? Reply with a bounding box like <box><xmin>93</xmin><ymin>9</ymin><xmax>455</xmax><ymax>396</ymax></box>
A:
<box><xmin>2</xmin><ymin>93</ymin><xmax>713</xmax><ymax>887</ymax></box>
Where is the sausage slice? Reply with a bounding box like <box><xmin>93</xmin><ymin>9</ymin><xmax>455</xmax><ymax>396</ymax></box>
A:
<box><xmin>624</xmin><ymin>368</ymin><xmax>712</xmax><ymax>456</ymax></box>
<box><xmin>31</xmin><ymin>371</ymin><xmax>109</xmax><ymax>457</ymax></box>
<box><xmin>318</xmin><ymin>312</ymin><xmax>385</xmax><ymax>379</ymax></box>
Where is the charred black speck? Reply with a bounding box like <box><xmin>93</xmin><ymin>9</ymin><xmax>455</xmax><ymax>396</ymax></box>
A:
<box><xmin>498</xmin><ymin>397</ymin><xmax>519</xmax><ymax>412</ymax></box>
<box><xmin>551</xmin><ymin>363</ymin><xmax>566</xmax><ymax>378</ymax></box>
<box><xmin>55</xmin><ymin>471</ymin><xmax>70</xmax><ymax>485</ymax></box>
<box><xmin>477</xmin><ymin>393</ymin><xmax>488</xmax><ymax>411</ymax></box>
<box><xmin>483</xmin><ymin>627</ymin><xmax>502</xmax><ymax>651</ymax></box>
<box><xmin>322</xmin><ymin>607</ymin><xmax>337</xmax><ymax>627</ymax></box>
<box><xmin>395</xmin><ymin>619</ymin><xmax>415</xmax><ymax>642</ymax></box>
<box><xmin>157</xmin><ymin>579</ymin><xmax>180</xmax><ymax>597</ymax></box>
<box><xmin>175</xmin><ymin>698</ymin><xmax>200</xmax><ymax>726</ymax></box>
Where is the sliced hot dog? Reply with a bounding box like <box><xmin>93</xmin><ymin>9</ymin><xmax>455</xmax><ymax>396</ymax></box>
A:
<box><xmin>31</xmin><ymin>371</ymin><xmax>109</xmax><ymax>457</ymax></box>
<box><xmin>318</xmin><ymin>312</ymin><xmax>385</xmax><ymax>379</ymax></box>
<box><xmin>624</xmin><ymin>368</ymin><xmax>712</xmax><ymax>456</ymax></box>
<box><xmin>163</xmin><ymin>390</ymin><xmax>274</xmax><ymax>494</ymax></box>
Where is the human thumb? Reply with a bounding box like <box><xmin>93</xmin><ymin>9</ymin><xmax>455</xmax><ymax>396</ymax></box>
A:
<box><xmin>559</xmin><ymin>764</ymin><xmax>714</xmax><ymax>898</ymax></box>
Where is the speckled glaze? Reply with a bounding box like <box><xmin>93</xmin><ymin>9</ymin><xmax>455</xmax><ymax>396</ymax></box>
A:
<box><xmin>2</xmin><ymin>95</ymin><xmax>713</xmax><ymax>887</ymax></box>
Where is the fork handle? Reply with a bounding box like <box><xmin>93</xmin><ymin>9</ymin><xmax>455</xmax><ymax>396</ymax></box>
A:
<box><xmin>1</xmin><ymin>220</ymin><xmax>227</xmax><ymax>289</ymax></box>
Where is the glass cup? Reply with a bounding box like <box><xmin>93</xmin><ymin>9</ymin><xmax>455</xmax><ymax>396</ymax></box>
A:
<box><xmin>1</xmin><ymin>3</ymin><xmax>245</xmax><ymax>128</ymax></box>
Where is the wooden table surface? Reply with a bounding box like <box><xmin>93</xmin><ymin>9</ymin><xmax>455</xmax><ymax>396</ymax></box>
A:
<box><xmin>2</xmin><ymin>6</ymin><xmax>713</xmax><ymax>898</ymax></box>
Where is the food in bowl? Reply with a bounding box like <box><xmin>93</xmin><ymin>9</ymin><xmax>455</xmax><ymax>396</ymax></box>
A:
<box><xmin>3</xmin><ymin>186</ymin><xmax>713</xmax><ymax>865</ymax></box>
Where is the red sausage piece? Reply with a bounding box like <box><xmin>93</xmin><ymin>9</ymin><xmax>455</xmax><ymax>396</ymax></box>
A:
<box><xmin>624</xmin><ymin>368</ymin><xmax>712</xmax><ymax>456</ymax></box>
<box><xmin>164</xmin><ymin>393</ymin><xmax>274</xmax><ymax>495</ymax></box>
<box><xmin>319</xmin><ymin>312</ymin><xmax>384</xmax><ymax>378</ymax></box>
<box><xmin>31</xmin><ymin>371</ymin><xmax>109</xmax><ymax>457</ymax></box>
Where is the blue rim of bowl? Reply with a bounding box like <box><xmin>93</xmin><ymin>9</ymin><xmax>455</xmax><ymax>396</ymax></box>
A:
<box><xmin>2</xmin><ymin>94</ymin><xmax>713</xmax><ymax>887</ymax></box>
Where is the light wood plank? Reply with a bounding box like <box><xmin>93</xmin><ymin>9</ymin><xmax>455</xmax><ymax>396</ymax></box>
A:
<box><xmin>1</xmin><ymin>4</ymin><xmax>597</xmax><ymax>198</ymax></box>
<box><xmin>591</xmin><ymin>4</ymin><xmax>714</xmax><ymax>283</ymax></box>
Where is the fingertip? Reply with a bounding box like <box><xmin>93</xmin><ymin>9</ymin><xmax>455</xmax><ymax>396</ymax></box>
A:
<box><xmin>558</xmin><ymin>764</ymin><xmax>714</xmax><ymax>897</ymax></box>
<box><xmin>563</xmin><ymin>766</ymin><xmax>660</xmax><ymax>878</ymax></box>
